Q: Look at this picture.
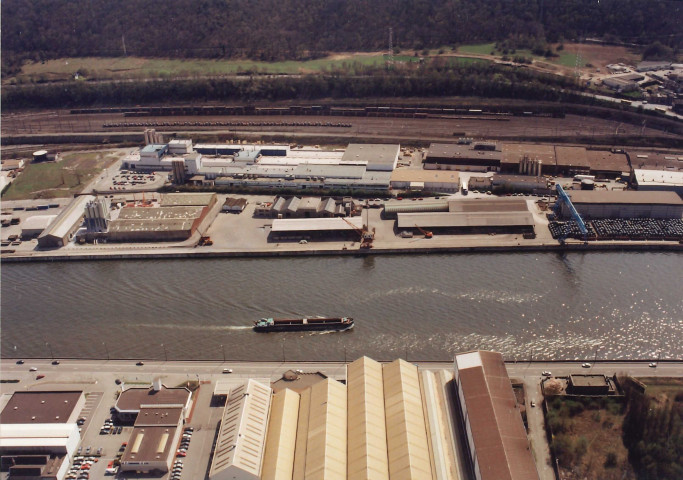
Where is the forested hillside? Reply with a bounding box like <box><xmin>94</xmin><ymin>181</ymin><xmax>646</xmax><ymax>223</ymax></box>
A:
<box><xmin>2</xmin><ymin>0</ymin><xmax>680</xmax><ymax>71</ymax></box>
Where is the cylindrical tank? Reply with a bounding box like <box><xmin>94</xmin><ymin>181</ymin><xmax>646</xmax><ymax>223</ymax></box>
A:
<box><xmin>581</xmin><ymin>179</ymin><xmax>595</xmax><ymax>190</ymax></box>
<box><xmin>32</xmin><ymin>150</ymin><xmax>48</xmax><ymax>162</ymax></box>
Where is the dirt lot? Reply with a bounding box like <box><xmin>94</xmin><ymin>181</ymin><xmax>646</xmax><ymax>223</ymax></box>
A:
<box><xmin>547</xmin><ymin>396</ymin><xmax>635</xmax><ymax>480</ymax></box>
<box><xmin>2</xmin><ymin>111</ymin><xmax>676</xmax><ymax>142</ymax></box>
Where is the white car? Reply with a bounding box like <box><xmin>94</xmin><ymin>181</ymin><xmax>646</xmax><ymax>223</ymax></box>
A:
<box><xmin>542</xmin><ymin>371</ymin><xmax>552</xmax><ymax>377</ymax></box>
<box><xmin>222</xmin><ymin>368</ymin><xmax>233</xmax><ymax>374</ymax></box>
<box><xmin>29</xmin><ymin>367</ymin><xmax>38</xmax><ymax>372</ymax></box>
<box><xmin>649</xmin><ymin>362</ymin><xmax>657</xmax><ymax>368</ymax></box>
<box><xmin>582</xmin><ymin>363</ymin><xmax>591</xmax><ymax>368</ymax></box>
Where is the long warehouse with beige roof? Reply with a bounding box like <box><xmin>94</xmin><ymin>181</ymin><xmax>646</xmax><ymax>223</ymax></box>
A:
<box><xmin>207</xmin><ymin>353</ymin><xmax>536</xmax><ymax>480</ymax></box>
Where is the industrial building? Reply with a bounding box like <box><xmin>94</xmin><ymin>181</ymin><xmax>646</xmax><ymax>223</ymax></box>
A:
<box><xmin>562</xmin><ymin>191</ymin><xmax>683</xmax><ymax>219</ymax></box>
<box><xmin>396</xmin><ymin>198</ymin><xmax>535</xmax><ymax>236</ymax></box>
<box><xmin>453</xmin><ymin>351</ymin><xmax>539</xmax><ymax>480</ymax></box>
<box><xmin>84</xmin><ymin>197</ymin><xmax>110</xmax><ymax>232</ymax></box>
<box><xmin>566</xmin><ymin>375</ymin><xmax>617</xmax><ymax>396</ymax></box>
<box><xmin>255</xmin><ymin>357</ymin><xmax>467</xmax><ymax>480</ymax></box>
<box><xmin>260</xmin><ymin>196</ymin><xmax>342</xmax><ymax>218</ymax></box>
<box><xmin>114</xmin><ymin>379</ymin><xmax>192</xmax><ymax>423</ymax></box>
<box><xmin>383</xmin><ymin>198</ymin><xmax>450</xmax><ymax>219</ymax></box>
<box><xmin>222</xmin><ymin>197</ymin><xmax>248</xmax><ymax>213</ymax></box>
<box><xmin>424</xmin><ymin>143</ymin><xmax>503</xmax><ymax>172</ymax></box>
<box><xmin>390</xmin><ymin>169</ymin><xmax>461</xmax><ymax>193</ymax></box>
<box><xmin>120</xmin><ymin>406</ymin><xmax>185</xmax><ymax>474</ymax></box>
<box><xmin>628</xmin><ymin>150</ymin><xmax>683</xmax><ymax>172</ymax></box>
<box><xmin>633</xmin><ymin>169</ymin><xmax>683</xmax><ymax>194</ymax></box>
<box><xmin>341</xmin><ymin>143</ymin><xmax>400</xmax><ymax>171</ymax></box>
<box><xmin>491</xmin><ymin>175</ymin><xmax>549</xmax><ymax>194</ymax></box>
<box><xmin>37</xmin><ymin>195</ymin><xmax>94</xmax><ymax>248</ymax></box>
<box><xmin>602</xmin><ymin>73</ymin><xmax>644</xmax><ymax>91</ymax></box>
<box><xmin>0</xmin><ymin>391</ymin><xmax>85</xmax><ymax>480</ymax></box>
<box><xmin>104</xmin><ymin>193</ymin><xmax>217</xmax><ymax>242</ymax></box>
<box><xmin>554</xmin><ymin>146</ymin><xmax>591</xmax><ymax>176</ymax></box>
<box><xmin>209</xmin><ymin>380</ymin><xmax>273</xmax><ymax>480</ymax></box>
<box><xmin>501</xmin><ymin>144</ymin><xmax>556</xmax><ymax>175</ymax></box>
<box><xmin>123</xmin><ymin>141</ymin><xmax>399</xmax><ymax>191</ymax></box>
<box><xmin>269</xmin><ymin>217</ymin><xmax>364</xmax><ymax>241</ymax></box>
<box><xmin>21</xmin><ymin>214</ymin><xmax>56</xmax><ymax>238</ymax></box>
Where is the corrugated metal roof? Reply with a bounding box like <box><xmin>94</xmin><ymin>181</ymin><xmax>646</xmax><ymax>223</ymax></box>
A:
<box><xmin>292</xmin><ymin>388</ymin><xmax>311</xmax><ymax>480</ymax></box>
<box><xmin>347</xmin><ymin>357</ymin><xmax>390</xmax><ymax>480</ymax></box>
<box><xmin>420</xmin><ymin>370</ymin><xmax>459</xmax><ymax>480</ymax></box>
<box><xmin>383</xmin><ymin>359</ymin><xmax>433</xmax><ymax>480</ymax></box>
<box><xmin>38</xmin><ymin>195</ymin><xmax>93</xmax><ymax>240</ymax></box>
<box><xmin>271</xmin><ymin>217</ymin><xmax>362</xmax><ymax>232</ymax></box>
<box><xmin>454</xmin><ymin>351</ymin><xmax>539</xmax><ymax>480</ymax></box>
<box><xmin>448</xmin><ymin>198</ymin><xmax>529</xmax><ymax>213</ymax></box>
<box><xmin>568</xmin><ymin>190</ymin><xmax>683</xmax><ymax>205</ymax></box>
<box><xmin>397</xmin><ymin>212</ymin><xmax>534</xmax><ymax>229</ymax></box>
<box><xmin>384</xmin><ymin>201</ymin><xmax>449</xmax><ymax>214</ymax></box>
<box><xmin>209</xmin><ymin>380</ymin><xmax>272</xmax><ymax>480</ymax></box>
<box><xmin>304</xmin><ymin>379</ymin><xmax>347</xmax><ymax>480</ymax></box>
<box><xmin>262</xmin><ymin>389</ymin><xmax>300</xmax><ymax>480</ymax></box>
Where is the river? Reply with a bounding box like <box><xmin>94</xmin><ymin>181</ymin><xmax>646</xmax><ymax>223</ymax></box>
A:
<box><xmin>1</xmin><ymin>252</ymin><xmax>681</xmax><ymax>361</ymax></box>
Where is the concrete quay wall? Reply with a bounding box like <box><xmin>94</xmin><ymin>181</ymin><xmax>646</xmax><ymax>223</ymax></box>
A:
<box><xmin>2</xmin><ymin>241</ymin><xmax>682</xmax><ymax>263</ymax></box>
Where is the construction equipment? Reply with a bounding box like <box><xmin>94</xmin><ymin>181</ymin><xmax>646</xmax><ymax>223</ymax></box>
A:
<box><xmin>415</xmin><ymin>224</ymin><xmax>433</xmax><ymax>239</ymax></box>
<box><xmin>198</xmin><ymin>236</ymin><xmax>213</xmax><ymax>246</ymax></box>
<box><xmin>342</xmin><ymin>217</ymin><xmax>375</xmax><ymax>249</ymax></box>
<box><xmin>554</xmin><ymin>184</ymin><xmax>587</xmax><ymax>244</ymax></box>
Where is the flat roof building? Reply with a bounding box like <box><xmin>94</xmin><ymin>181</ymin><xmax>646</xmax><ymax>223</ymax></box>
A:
<box><xmin>390</xmin><ymin>169</ymin><xmax>461</xmax><ymax>193</ymax></box>
<box><xmin>628</xmin><ymin>150</ymin><xmax>683</xmax><ymax>172</ymax></box>
<box><xmin>425</xmin><ymin>143</ymin><xmax>503</xmax><ymax>172</ymax></box>
<box><xmin>633</xmin><ymin>169</ymin><xmax>683</xmax><ymax>194</ymax></box>
<box><xmin>563</xmin><ymin>190</ymin><xmax>683</xmax><ymax>219</ymax></box>
<box><xmin>269</xmin><ymin>217</ymin><xmax>363</xmax><ymax>241</ymax></box>
<box><xmin>115</xmin><ymin>383</ymin><xmax>191</xmax><ymax>423</ymax></box>
<box><xmin>586</xmin><ymin>150</ymin><xmax>630</xmax><ymax>177</ymax></box>
<box><xmin>554</xmin><ymin>146</ymin><xmax>590</xmax><ymax>176</ymax></box>
<box><xmin>120</xmin><ymin>406</ymin><xmax>184</xmax><ymax>474</ymax></box>
<box><xmin>0</xmin><ymin>391</ymin><xmax>84</xmax><ymax>425</ymax></box>
<box><xmin>501</xmin><ymin>143</ymin><xmax>556</xmax><ymax>175</ymax></box>
<box><xmin>454</xmin><ymin>351</ymin><xmax>539</xmax><ymax>480</ymax></box>
<box><xmin>341</xmin><ymin>144</ymin><xmax>400</xmax><ymax>171</ymax></box>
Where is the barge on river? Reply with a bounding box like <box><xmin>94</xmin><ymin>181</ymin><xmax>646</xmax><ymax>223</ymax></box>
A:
<box><xmin>253</xmin><ymin>316</ymin><xmax>354</xmax><ymax>332</ymax></box>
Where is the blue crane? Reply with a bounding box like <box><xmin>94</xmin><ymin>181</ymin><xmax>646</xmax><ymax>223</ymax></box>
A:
<box><xmin>555</xmin><ymin>184</ymin><xmax>588</xmax><ymax>242</ymax></box>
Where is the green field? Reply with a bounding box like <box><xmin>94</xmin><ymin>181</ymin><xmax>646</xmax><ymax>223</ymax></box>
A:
<box><xmin>2</xmin><ymin>151</ymin><xmax>120</xmax><ymax>200</ymax></box>
<box><xmin>10</xmin><ymin>54</ymin><xmax>408</xmax><ymax>83</ymax></box>
<box><xmin>457</xmin><ymin>43</ymin><xmax>497</xmax><ymax>55</ymax></box>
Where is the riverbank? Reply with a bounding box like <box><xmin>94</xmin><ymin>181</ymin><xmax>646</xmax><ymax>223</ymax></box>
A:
<box><xmin>2</xmin><ymin>238</ymin><xmax>681</xmax><ymax>262</ymax></box>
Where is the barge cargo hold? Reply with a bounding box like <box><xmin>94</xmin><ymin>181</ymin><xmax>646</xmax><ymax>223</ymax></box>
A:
<box><xmin>253</xmin><ymin>317</ymin><xmax>354</xmax><ymax>332</ymax></box>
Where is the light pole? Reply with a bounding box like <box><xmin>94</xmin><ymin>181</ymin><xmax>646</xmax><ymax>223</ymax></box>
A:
<box><xmin>220</xmin><ymin>344</ymin><xmax>225</xmax><ymax>362</ymax></box>
<box><xmin>161</xmin><ymin>344</ymin><xmax>168</xmax><ymax>362</ymax></box>
<box><xmin>45</xmin><ymin>342</ymin><xmax>54</xmax><ymax>360</ymax></box>
<box><xmin>103</xmin><ymin>342</ymin><xmax>110</xmax><ymax>361</ymax></box>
